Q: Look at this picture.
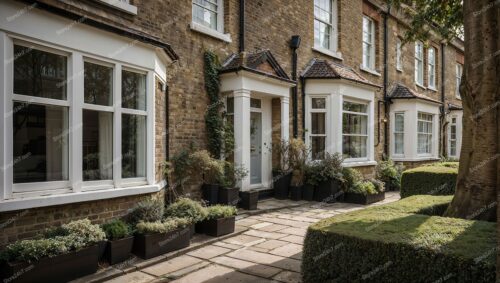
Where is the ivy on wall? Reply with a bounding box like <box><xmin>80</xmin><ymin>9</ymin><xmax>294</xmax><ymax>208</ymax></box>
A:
<box><xmin>203</xmin><ymin>51</ymin><xmax>224</xmax><ymax>158</ymax></box>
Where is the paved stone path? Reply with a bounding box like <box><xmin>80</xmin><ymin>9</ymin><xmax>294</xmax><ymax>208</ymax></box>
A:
<box><xmin>104</xmin><ymin>192</ymin><xmax>400</xmax><ymax>283</ymax></box>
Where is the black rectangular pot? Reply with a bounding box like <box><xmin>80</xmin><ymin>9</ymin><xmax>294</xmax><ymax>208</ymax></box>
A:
<box><xmin>0</xmin><ymin>245</ymin><xmax>99</xmax><ymax>283</ymax></box>
<box><xmin>313</xmin><ymin>179</ymin><xmax>343</xmax><ymax>203</ymax></box>
<box><xmin>133</xmin><ymin>225</ymin><xmax>191</xmax><ymax>259</ymax></box>
<box><xmin>202</xmin><ymin>184</ymin><xmax>219</xmax><ymax>205</ymax></box>
<box><xmin>202</xmin><ymin>216</ymin><xmax>235</xmax><ymax>237</ymax></box>
<box><xmin>289</xmin><ymin>185</ymin><xmax>302</xmax><ymax>201</ymax></box>
<box><xmin>218</xmin><ymin>187</ymin><xmax>240</xmax><ymax>206</ymax></box>
<box><xmin>239</xmin><ymin>190</ymin><xmax>259</xmax><ymax>210</ymax></box>
<box><xmin>105</xmin><ymin>236</ymin><xmax>134</xmax><ymax>265</ymax></box>
<box><xmin>343</xmin><ymin>191</ymin><xmax>385</xmax><ymax>205</ymax></box>
<box><xmin>273</xmin><ymin>172</ymin><xmax>291</xmax><ymax>200</ymax></box>
<box><xmin>190</xmin><ymin>224</ymin><xmax>195</xmax><ymax>238</ymax></box>
<box><xmin>195</xmin><ymin>221</ymin><xmax>205</xmax><ymax>234</ymax></box>
<box><xmin>302</xmin><ymin>184</ymin><xmax>315</xmax><ymax>201</ymax></box>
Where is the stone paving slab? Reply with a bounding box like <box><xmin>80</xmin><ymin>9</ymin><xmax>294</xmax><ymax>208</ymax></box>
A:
<box><xmin>100</xmin><ymin>192</ymin><xmax>400</xmax><ymax>283</ymax></box>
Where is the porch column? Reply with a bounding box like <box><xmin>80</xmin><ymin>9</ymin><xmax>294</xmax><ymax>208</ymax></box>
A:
<box><xmin>233</xmin><ymin>89</ymin><xmax>251</xmax><ymax>191</ymax></box>
<box><xmin>280</xmin><ymin>96</ymin><xmax>290</xmax><ymax>142</ymax></box>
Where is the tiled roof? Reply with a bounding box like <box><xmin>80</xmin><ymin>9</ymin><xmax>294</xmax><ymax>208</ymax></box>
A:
<box><xmin>448</xmin><ymin>103</ymin><xmax>463</xmax><ymax>111</ymax></box>
<box><xmin>220</xmin><ymin>50</ymin><xmax>293</xmax><ymax>83</ymax></box>
<box><xmin>301</xmin><ymin>59</ymin><xmax>381</xmax><ymax>88</ymax></box>
<box><xmin>388</xmin><ymin>83</ymin><xmax>441</xmax><ymax>104</ymax></box>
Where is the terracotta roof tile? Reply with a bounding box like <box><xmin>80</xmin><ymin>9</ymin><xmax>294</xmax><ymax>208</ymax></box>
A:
<box><xmin>302</xmin><ymin>59</ymin><xmax>381</xmax><ymax>88</ymax></box>
<box><xmin>388</xmin><ymin>83</ymin><xmax>441</xmax><ymax>104</ymax></box>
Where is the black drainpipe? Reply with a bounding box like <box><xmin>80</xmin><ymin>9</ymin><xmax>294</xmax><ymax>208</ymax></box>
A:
<box><xmin>165</xmin><ymin>84</ymin><xmax>170</xmax><ymax>161</ymax></box>
<box><xmin>239</xmin><ymin>0</ymin><xmax>245</xmax><ymax>52</ymax></box>
<box><xmin>290</xmin><ymin>35</ymin><xmax>301</xmax><ymax>139</ymax></box>
<box><xmin>383</xmin><ymin>5</ymin><xmax>391</xmax><ymax>157</ymax></box>
<box><xmin>440</xmin><ymin>42</ymin><xmax>446</xmax><ymax>157</ymax></box>
<box><xmin>301</xmin><ymin>77</ymin><xmax>306</xmax><ymax>140</ymax></box>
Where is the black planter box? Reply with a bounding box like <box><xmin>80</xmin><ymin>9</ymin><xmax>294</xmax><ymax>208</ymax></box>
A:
<box><xmin>218</xmin><ymin>187</ymin><xmax>240</xmax><ymax>206</ymax></box>
<box><xmin>202</xmin><ymin>216</ymin><xmax>235</xmax><ymax>237</ymax></box>
<box><xmin>105</xmin><ymin>236</ymin><xmax>134</xmax><ymax>265</ymax></box>
<box><xmin>190</xmin><ymin>224</ymin><xmax>195</xmax><ymax>238</ymax></box>
<box><xmin>195</xmin><ymin>222</ymin><xmax>205</xmax><ymax>234</ymax></box>
<box><xmin>273</xmin><ymin>172</ymin><xmax>291</xmax><ymax>200</ymax></box>
<box><xmin>343</xmin><ymin>191</ymin><xmax>385</xmax><ymax>205</ymax></box>
<box><xmin>302</xmin><ymin>184</ymin><xmax>315</xmax><ymax>201</ymax></box>
<box><xmin>133</xmin><ymin>225</ymin><xmax>191</xmax><ymax>259</ymax></box>
<box><xmin>289</xmin><ymin>186</ymin><xmax>302</xmax><ymax>201</ymax></box>
<box><xmin>201</xmin><ymin>184</ymin><xmax>219</xmax><ymax>205</ymax></box>
<box><xmin>314</xmin><ymin>179</ymin><xmax>343</xmax><ymax>203</ymax></box>
<box><xmin>0</xmin><ymin>245</ymin><xmax>99</xmax><ymax>283</ymax></box>
<box><xmin>239</xmin><ymin>190</ymin><xmax>259</xmax><ymax>210</ymax></box>
<box><xmin>98</xmin><ymin>240</ymin><xmax>107</xmax><ymax>261</ymax></box>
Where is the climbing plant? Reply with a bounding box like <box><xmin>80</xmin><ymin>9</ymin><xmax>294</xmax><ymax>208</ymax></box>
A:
<box><xmin>203</xmin><ymin>51</ymin><xmax>224</xmax><ymax>158</ymax></box>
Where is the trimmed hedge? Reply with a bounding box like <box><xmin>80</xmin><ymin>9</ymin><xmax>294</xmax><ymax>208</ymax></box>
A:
<box><xmin>302</xmin><ymin>196</ymin><xmax>496</xmax><ymax>283</ymax></box>
<box><xmin>400</xmin><ymin>165</ymin><xmax>458</xmax><ymax>198</ymax></box>
<box><xmin>381</xmin><ymin>195</ymin><xmax>453</xmax><ymax>216</ymax></box>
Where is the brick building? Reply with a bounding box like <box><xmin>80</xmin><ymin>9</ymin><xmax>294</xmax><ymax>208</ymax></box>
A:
<box><xmin>0</xmin><ymin>0</ymin><xmax>463</xmax><ymax>245</ymax></box>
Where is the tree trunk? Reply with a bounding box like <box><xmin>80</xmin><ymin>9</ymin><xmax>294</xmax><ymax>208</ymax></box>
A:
<box><xmin>444</xmin><ymin>0</ymin><xmax>500</xmax><ymax>222</ymax></box>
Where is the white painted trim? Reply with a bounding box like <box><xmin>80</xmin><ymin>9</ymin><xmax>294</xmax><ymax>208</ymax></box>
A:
<box><xmin>0</xmin><ymin>184</ymin><xmax>162</xmax><ymax>212</ymax></box>
<box><xmin>190</xmin><ymin>21</ymin><xmax>232</xmax><ymax>43</ymax></box>
<box><xmin>220</xmin><ymin>71</ymin><xmax>294</xmax><ymax>98</ymax></box>
<box><xmin>343</xmin><ymin>160</ymin><xmax>377</xmax><ymax>167</ymax></box>
<box><xmin>96</xmin><ymin>0</ymin><xmax>138</xmax><ymax>15</ymax></box>
<box><xmin>312</xmin><ymin>47</ymin><xmax>343</xmax><ymax>61</ymax></box>
<box><xmin>359</xmin><ymin>65</ymin><xmax>381</xmax><ymax>77</ymax></box>
<box><xmin>233</xmin><ymin>89</ymin><xmax>251</xmax><ymax>191</ymax></box>
<box><xmin>313</xmin><ymin>0</ymin><xmax>339</xmax><ymax>54</ymax></box>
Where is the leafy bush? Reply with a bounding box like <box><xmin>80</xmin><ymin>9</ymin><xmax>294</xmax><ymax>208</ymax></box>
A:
<box><xmin>302</xmin><ymin>197</ymin><xmax>496</xmax><ymax>283</ymax></box>
<box><xmin>0</xmin><ymin>219</ymin><xmax>105</xmax><ymax>263</ymax></box>
<box><xmin>164</xmin><ymin>197</ymin><xmax>208</xmax><ymax>223</ymax></box>
<box><xmin>289</xmin><ymin>139</ymin><xmax>309</xmax><ymax>186</ymax></box>
<box><xmin>305</xmin><ymin>153</ymin><xmax>344</xmax><ymax>186</ymax></box>
<box><xmin>341</xmin><ymin>167</ymin><xmax>363</xmax><ymax>189</ymax></box>
<box><xmin>102</xmin><ymin>219</ymin><xmax>131</xmax><ymax>240</ymax></box>
<box><xmin>376</xmin><ymin>160</ymin><xmax>403</xmax><ymax>191</ymax></box>
<box><xmin>135</xmin><ymin>217</ymin><xmax>191</xmax><ymax>234</ymax></box>
<box><xmin>342</xmin><ymin>168</ymin><xmax>384</xmax><ymax>196</ymax></box>
<box><xmin>127</xmin><ymin>197</ymin><xmax>165</xmax><ymax>225</ymax></box>
<box><xmin>401</xmin><ymin>165</ymin><xmax>457</xmax><ymax>198</ymax></box>
<box><xmin>220</xmin><ymin>162</ymin><xmax>248</xmax><ymax>188</ymax></box>
<box><xmin>205</xmin><ymin>205</ymin><xmax>237</xmax><ymax>220</ymax></box>
<box><xmin>189</xmin><ymin>150</ymin><xmax>225</xmax><ymax>184</ymax></box>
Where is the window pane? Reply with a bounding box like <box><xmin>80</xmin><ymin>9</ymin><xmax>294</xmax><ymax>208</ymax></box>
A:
<box><xmin>250</xmin><ymin>98</ymin><xmax>261</xmax><ymax>108</ymax></box>
<box><xmin>343</xmin><ymin>113</ymin><xmax>368</xmax><ymax>135</ymax></box>
<box><xmin>395</xmin><ymin>113</ymin><xmax>404</xmax><ymax>132</ymax></box>
<box><xmin>311</xmin><ymin>113</ymin><xmax>326</xmax><ymax>135</ymax></box>
<box><xmin>84</xmin><ymin>62</ymin><xmax>113</xmax><ymax>106</ymax></box>
<box><xmin>342</xmin><ymin>136</ymin><xmax>367</xmax><ymax>158</ymax></box>
<box><xmin>226</xmin><ymin>97</ymin><xmax>234</xmax><ymax>114</ymax></box>
<box><xmin>83</xmin><ymin>110</ymin><xmax>113</xmax><ymax>181</ymax></box>
<box><xmin>14</xmin><ymin>45</ymin><xmax>67</xmax><ymax>100</ymax></box>
<box><xmin>311</xmin><ymin>98</ymin><xmax>326</xmax><ymax>109</ymax></box>
<box><xmin>122</xmin><ymin>70</ymin><xmax>146</xmax><ymax>110</ymax></box>
<box><xmin>343</xmin><ymin>101</ymin><xmax>367</xmax><ymax>113</ymax></box>
<box><xmin>394</xmin><ymin>133</ymin><xmax>404</xmax><ymax>154</ymax></box>
<box><xmin>13</xmin><ymin>102</ymin><xmax>68</xmax><ymax>183</ymax></box>
<box><xmin>122</xmin><ymin>114</ymin><xmax>146</xmax><ymax>178</ymax></box>
<box><xmin>311</xmin><ymin>136</ymin><xmax>326</xmax><ymax>160</ymax></box>
<box><xmin>193</xmin><ymin>3</ymin><xmax>218</xmax><ymax>29</ymax></box>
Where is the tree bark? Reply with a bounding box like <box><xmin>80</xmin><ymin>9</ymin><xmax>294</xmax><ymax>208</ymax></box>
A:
<box><xmin>444</xmin><ymin>0</ymin><xmax>500</xmax><ymax>221</ymax></box>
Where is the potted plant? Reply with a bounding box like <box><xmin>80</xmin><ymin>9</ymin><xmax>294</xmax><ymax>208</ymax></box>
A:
<box><xmin>313</xmin><ymin>153</ymin><xmax>344</xmax><ymax>202</ymax></box>
<box><xmin>303</xmin><ymin>163</ymin><xmax>319</xmax><ymax>201</ymax></box>
<box><xmin>376</xmin><ymin>159</ymin><xmax>403</xmax><ymax>191</ymax></box>
<box><xmin>288</xmin><ymin>139</ymin><xmax>308</xmax><ymax>201</ymax></box>
<box><xmin>133</xmin><ymin>217</ymin><xmax>192</xmax><ymax>259</ymax></box>
<box><xmin>239</xmin><ymin>189</ymin><xmax>259</xmax><ymax>210</ymax></box>
<box><xmin>272</xmin><ymin>140</ymin><xmax>292</xmax><ymax>199</ymax></box>
<box><xmin>164</xmin><ymin>197</ymin><xmax>208</xmax><ymax>237</ymax></box>
<box><xmin>343</xmin><ymin>178</ymin><xmax>386</xmax><ymax>205</ymax></box>
<box><xmin>189</xmin><ymin>150</ymin><xmax>225</xmax><ymax>205</ymax></box>
<box><xmin>0</xmin><ymin>219</ymin><xmax>105</xmax><ymax>283</ymax></box>
<box><xmin>101</xmin><ymin>219</ymin><xmax>134</xmax><ymax>265</ymax></box>
<box><xmin>199</xmin><ymin>205</ymin><xmax>237</xmax><ymax>237</ymax></box>
<box><xmin>127</xmin><ymin>197</ymin><xmax>164</xmax><ymax>225</ymax></box>
<box><xmin>218</xmin><ymin>163</ymin><xmax>248</xmax><ymax>206</ymax></box>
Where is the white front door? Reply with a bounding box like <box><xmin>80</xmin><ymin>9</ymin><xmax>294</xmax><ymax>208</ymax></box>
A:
<box><xmin>250</xmin><ymin>111</ymin><xmax>262</xmax><ymax>185</ymax></box>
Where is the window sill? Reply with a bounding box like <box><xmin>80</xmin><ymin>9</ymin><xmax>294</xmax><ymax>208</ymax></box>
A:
<box><xmin>312</xmin><ymin>47</ymin><xmax>343</xmax><ymax>61</ymax></box>
<box><xmin>428</xmin><ymin>86</ymin><xmax>438</xmax><ymax>92</ymax></box>
<box><xmin>190</xmin><ymin>21</ymin><xmax>232</xmax><ymax>43</ymax></box>
<box><xmin>396</xmin><ymin>68</ymin><xmax>403</xmax><ymax>73</ymax></box>
<box><xmin>391</xmin><ymin>157</ymin><xmax>440</xmax><ymax>162</ymax></box>
<box><xmin>342</xmin><ymin>160</ymin><xmax>378</xmax><ymax>167</ymax></box>
<box><xmin>95</xmin><ymin>0</ymin><xmax>138</xmax><ymax>15</ymax></box>
<box><xmin>415</xmin><ymin>83</ymin><xmax>427</xmax><ymax>90</ymax></box>
<box><xmin>359</xmin><ymin>65</ymin><xmax>381</xmax><ymax>77</ymax></box>
<box><xmin>0</xmin><ymin>183</ymin><xmax>165</xmax><ymax>212</ymax></box>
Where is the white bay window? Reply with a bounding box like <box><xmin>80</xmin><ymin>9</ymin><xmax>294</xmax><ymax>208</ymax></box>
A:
<box><xmin>310</xmin><ymin>97</ymin><xmax>327</xmax><ymax>160</ymax></box>
<box><xmin>342</xmin><ymin>101</ymin><xmax>368</xmax><ymax>159</ymax></box>
<box><xmin>393</xmin><ymin>112</ymin><xmax>404</xmax><ymax>155</ymax></box>
<box><xmin>417</xmin><ymin>112</ymin><xmax>433</xmax><ymax>155</ymax></box>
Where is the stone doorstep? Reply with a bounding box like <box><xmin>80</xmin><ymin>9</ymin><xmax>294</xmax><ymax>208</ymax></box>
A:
<box><xmin>71</xmin><ymin>226</ymin><xmax>248</xmax><ymax>283</ymax></box>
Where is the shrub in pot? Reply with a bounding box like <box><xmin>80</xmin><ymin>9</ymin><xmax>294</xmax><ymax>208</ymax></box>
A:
<box><xmin>127</xmin><ymin>197</ymin><xmax>164</xmax><ymax>226</ymax></box>
<box><xmin>219</xmin><ymin>163</ymin><xmax>248</xmax><ymax>206</ymax></box>
<box><xmin>200</xmin><ymin>205</ymin><xmax>237</xmax><ymax>237</ymax></box>
<box><xmin>272</xmin><ymin>140</ymin><xmax>292</xmax><ymax>199</ymax></box>
<box><xmin>102</xmin><ymin>219</ymin><xmax>134</xmax><ymax>265</ymax></box>
<box><xmin>376</xmin><ymin>159</ymin><xmax>403</xmax><ymax>191</ymax></box>
<box><xmin>342</xmin><ymin>168</ymin><xmax>385</xmax><ymax>205</ymax></box>
<box><xmin>133</xmin><ymin>217</ymin><xmax>191</xmax><ymax>259</ymax></box>
<box><xmin>312</xmin><ymin>153</ymin><xmax>344</xmax><ymax>202</ymax></box>
<box><xmin>288</xmin><ymin>139</ymin><xmax>309</xmax><ymax>201</ymax></box>
<box><xmin>164</xmin><ymin>197</ymin><xmax>208</xmax><ymax>237</ymax></box>
<box><xmin>189</xmin><ymin>150</ymin><xmax>225</xmax><ymax>205</ymax></box>
<box><xmin>0</xmin><ymin>219</ymin><xmax>105</xmax><ymax>283</ymax></box>
<box><xmin>303</xmin><ymin>163</ymin><xmax>318</xmax><ymax>201</ymax></box>
<box><xmin>239</xmin><ymin>189</ymin><xmax>259</xmax><ymax>210</ymax></box>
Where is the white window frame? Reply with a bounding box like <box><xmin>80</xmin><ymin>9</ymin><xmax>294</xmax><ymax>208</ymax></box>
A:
<box><xmin>95</xmin><ymin>0</ymin><xmax>137</xmax><ymax>15</ymax></box>
<box><xmin>456</xmin><ymin>63</ymin><xmax>463</xmax><ymax>99</ymax></box>
<box><xmin>313</xmin><ymin>0</ymin><xmax>339</xmax><ymax>56</ymax></box>
<box><xmin>417</xmin><ymin>112</ymin><xmax>433</xmax><ymax>155</ymax></box>
<box><xmin>342</xmin><ymin>99</ymin><xmax>369</xmax><ymax>162</ymax></box>
<box><xmin>415</xmin><ymin>41</ymin><xmax>424</xmax><ymax>87</ymax></box>
<box><xmin>362</xmin><ymin>16</ymin><xmax>376</xmax><ymax>71</ymax></box>
<box><xmin>448</xmin><ymin>116</ymin><xmax>458</xmax><ymax>157</ymax></box>
<box><xmin>393</xmin><ymin>112</ymin><xmax>405</xmax><ymax>156</ymax></box>
<box><xmin>190</xmin><ymin>0</ymin><xmax>231</xmax><ymax>42</ymax></box>
<box><xmin>428</xmin><ymin>47</ymin><xmax>437</xmax><ymax>90</ymax></box>
<box><xmin>396</xmin><ymin>38</ymin><xmax>403</xmax><ymax>72</ymax></box>
<box><xmin>2</xmin><ymin>35</ymin><xmax>155</xmax><ymax>200</ymax></box>
<box><xmin>307</xmin><ymin>95</ymin><xmax>328</xmax><ymax>161</ymax></box>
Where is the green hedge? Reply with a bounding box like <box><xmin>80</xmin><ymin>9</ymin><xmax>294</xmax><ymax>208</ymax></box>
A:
<box><xmin>302</xmin><ymin>196</ymin><xmax>496</xmax><ymax>283</ymax></box>
<box><xmin>381</xmin><ymin>195</ymin><xmax>453</xmax><ymax>216</ymax></box>
<box><xmin>400</xmin><ymin>165</ymin><xmax>458</xmax><ymax>198</ymax></box>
